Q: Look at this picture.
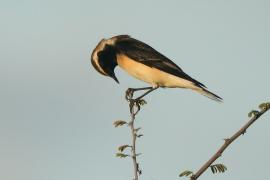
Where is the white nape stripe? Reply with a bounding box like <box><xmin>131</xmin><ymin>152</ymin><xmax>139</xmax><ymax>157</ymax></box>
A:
<box><xmin>91</xmin><ymin>38</ymin><xmax>117</xmax><ymax>75</ymax></box>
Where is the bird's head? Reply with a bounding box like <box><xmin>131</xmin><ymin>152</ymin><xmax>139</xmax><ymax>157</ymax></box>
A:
<box><xmin>91</xmin><ymin>38</ymin><xmax>119</xmax><ymax>83</ymax></box>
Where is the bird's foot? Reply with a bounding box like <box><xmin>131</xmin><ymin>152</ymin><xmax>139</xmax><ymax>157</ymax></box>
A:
<box><xmin>125</xmin><ymin>88</ymin><xmax>135</xmax><ymax>101</ymax></box>
<box><xmin>125</xmin><ymin>87</ymin><xmax>153</xmax><ymax>101</ymax></box>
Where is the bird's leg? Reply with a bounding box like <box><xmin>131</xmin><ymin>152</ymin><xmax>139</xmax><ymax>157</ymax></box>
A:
<box><xmin>135</xmin><ymin>87</ymin><xmax>159</xmax><ymax>101</ymax></box>
<box><xmin>125</xmin><ymin>86</ymin><xmax>153</xmax><ymax>100</ymax></box>
<box><xmin>126</xmin><ymin>86</ymin><xmax>159</xmax><ymax>114</ymax></box>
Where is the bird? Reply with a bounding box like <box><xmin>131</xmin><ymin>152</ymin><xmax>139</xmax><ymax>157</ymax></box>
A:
<box><xmin>91</xmin><ymin>35</ymin><xmax>222</xmax><ymax>102</ymax></box>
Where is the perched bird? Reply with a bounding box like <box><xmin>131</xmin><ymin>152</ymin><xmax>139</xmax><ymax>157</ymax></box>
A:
<box><xmin>91</xmin><ymin>35</ymin><xmax>222</xmax><ymax>102</ymax></box>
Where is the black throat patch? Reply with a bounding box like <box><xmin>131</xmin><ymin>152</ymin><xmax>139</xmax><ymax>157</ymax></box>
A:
<box><xmin>97</xmin><ymin>44</ymin><xmax>119</xmax><ymax>83</ymax></box>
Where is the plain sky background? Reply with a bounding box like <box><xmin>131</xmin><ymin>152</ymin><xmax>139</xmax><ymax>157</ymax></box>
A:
<box><xmin>1</xmin><ymin>0</ymin><xmax>270</xmax><ymax>180</ymax></box>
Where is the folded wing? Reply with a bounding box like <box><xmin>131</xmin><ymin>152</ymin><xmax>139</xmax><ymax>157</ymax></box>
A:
<box><xmin>114</xmin><ymin>35</ymin><xmax>206</xmax><ymax>88</ymax></box>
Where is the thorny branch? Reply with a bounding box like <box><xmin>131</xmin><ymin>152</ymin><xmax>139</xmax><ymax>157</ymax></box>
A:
<box><xmin>188</xmin><ymin>102</ymin><xmax>270</xmax><ymax>180</ymax></box>
<box><xmin>118</xmin><ymin>89</ymin><xmax>269</xmax><ymax>180</ymax></box>
<box><xmin>124</xmin><ymin>87</ymin><xmax>158</xmax><ymax>180</ymax></box>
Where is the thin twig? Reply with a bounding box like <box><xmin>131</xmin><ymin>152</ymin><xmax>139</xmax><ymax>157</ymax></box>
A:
<box><xmin>125</xmin><ymin>87</ymin><xmax>158</xmax><ymax>180</ymax></box>
<box><xmin>130</xmin><ymin>101</ymin><xmax>139</xmax><ymax>180</ymax></box>
<box><xmin>190</xmin><ymin>102</ymin><xmax>270</xmax><ymax>180</ymax></box>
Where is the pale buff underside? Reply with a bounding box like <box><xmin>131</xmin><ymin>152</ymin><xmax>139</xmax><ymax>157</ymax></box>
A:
<box><xmin>117</xmin><ymin>54</ymin><xmax>199</xmax><ymax>89</ymax></box>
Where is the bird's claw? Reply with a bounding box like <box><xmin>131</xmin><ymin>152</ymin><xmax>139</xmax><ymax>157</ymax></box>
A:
<box><xmin>125</xmin><ymin>88</ymin><xmax>135</xmax><ymax>101</ymax></box>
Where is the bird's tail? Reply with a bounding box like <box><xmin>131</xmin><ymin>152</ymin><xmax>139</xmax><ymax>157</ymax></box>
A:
<box><xmin>193</xmin><ymin>87</ymin><xmax>223</xmax><ymax>102</ymax></box>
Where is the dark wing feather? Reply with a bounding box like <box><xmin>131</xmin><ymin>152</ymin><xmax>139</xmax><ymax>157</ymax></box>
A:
<box><xmin>115</xmin><ymin>36</ymin><xmax>206</xmax><ymax>88</ymax></box>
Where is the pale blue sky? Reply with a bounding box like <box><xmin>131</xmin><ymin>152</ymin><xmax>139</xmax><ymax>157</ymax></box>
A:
<box><xmin>1</xmin><ymin>0</ymin><xmax>270</xmax><ymax>180</ymax></box>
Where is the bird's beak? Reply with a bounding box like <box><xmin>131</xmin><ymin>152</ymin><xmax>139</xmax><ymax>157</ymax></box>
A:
<box><xmin>110</xmin><ymin>72</ymin><xmax>119</xmax><ymax>84</ymax></box>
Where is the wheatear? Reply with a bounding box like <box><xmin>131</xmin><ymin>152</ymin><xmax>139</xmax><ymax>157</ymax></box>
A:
<box><xmin>91</xmin><ymin>35</ymin><xmax>222</xmax><ymax>102</ymax></box>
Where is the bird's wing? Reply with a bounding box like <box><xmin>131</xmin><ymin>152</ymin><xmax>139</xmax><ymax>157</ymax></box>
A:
<box><xmin>115</xmin><ymin>36</ymin><xmax>206</xmax><ymax>88</ymax></box>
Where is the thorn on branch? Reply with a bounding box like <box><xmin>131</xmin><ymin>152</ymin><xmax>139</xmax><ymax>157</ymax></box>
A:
<box><xmin>135</xmin><ymin>153</ymin><xmax>142</xmax><ymax>157</ymax></box>
<box><xmin>134</xmin><ymin>127</ymin><xmax>142</xmax><ymax>133</ymax></box>
<box><xmin>137</xmin><ymin>163</ymin><xmax>142</xmax><ymax>175</ymax></box>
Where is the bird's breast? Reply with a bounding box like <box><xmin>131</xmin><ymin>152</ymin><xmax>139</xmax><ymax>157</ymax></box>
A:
<box><xmin>117</xmin><ymin>54</ymin><xmax>158</xmax><ymax>85</ymax></box>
